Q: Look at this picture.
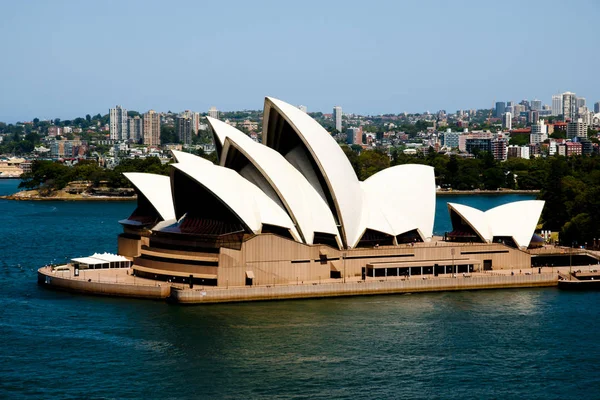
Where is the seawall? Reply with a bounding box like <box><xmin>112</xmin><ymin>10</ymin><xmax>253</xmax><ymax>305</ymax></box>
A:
<box><xmin>170</xmin><ymin>273</ymin><xmax>557</xmax><ymax>304</ymax></box>
<box><xmin>38</xmin><ymin>267</ymin><xmax>558</xmax><ymax>304</ymax></box>
<box><xmin>37</xmin><ymin>269</ymin><xmax>170</xmax><ymax>299</ymax></box>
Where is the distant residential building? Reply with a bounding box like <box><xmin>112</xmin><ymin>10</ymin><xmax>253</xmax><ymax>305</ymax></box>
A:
<box><xmin>49</xmin><ymin>139</ymin><xmax>87</xmax><ymax>158</ymax></box>
<box><xmin>465</xmin><ymin>136</ymin><xmax>492</xmax><ymax>155</ymax></box>
<box><xmin>298</xmin><ymin>105</ymin><xmax>308</xmax><ymax>113</ymax></box>
<box><xmin>208</xmin><ymin>106</ymin><xmax>219</xmax><ymax>119</ymax></box>
<box><xmin>530</xmin><ymin>99</ymin><xmax>542</xmax><ymax>111</ymax></box>
<box><xmin>513</xmin><ymin>104</ymin><xmax>526</xmax><ymax>117</ymax></box>
<box><xmin>520</xmin><ymin>99</ymin><xmax>530</xmax><ymax>110</ymax></box>
<box><xmin>180</xmin><ymin>110</ymin><xmax>200</xmax><ymax>135</ymax></box>
<box><xmin>507</xmin><ymin>145</ymin><xmax>530</xmax><ymax>159</ymax></box>
<box><xmin>577</xmin><ymin>97</ymin><xmax>586</xmax><ymax>109</ymax></box>
<box><xmin>346</xmin><ymin>127</ymin><xmax>362</xmax><ymax>145</ymax></box>
<box><xmin>552</xmin><ymin>95</ymin><xmax>562</xmax><ymax>116</ymax></box>
<box><xmin>492</xmin><ymin>138</ymin><xmax>507</xmax><ymax>161</ymax></box>
<box><xmin>531</xmin><ymin>120</ymin><xmax>547</xmax><ymax>135</ymax></box>
<box><xmin>47</xmin><ymin>126</ymin><xmax>62</xmax><ymax>137</ymax></box>
<box><xmin>143</xmin><ymin>110</ymin><xmax>161</xmax><ymax>146</ymax></box>
<box><xmin>565</xmin><ymin>141</ymin><xmax>582</xmax><ymax>156</ymax></box>
<box><xmin>176</xmin><ymin>116</ymin><xmax>193</xmax><ymax>145</ymax></box>
<box><xmin>128</xmin><ymin>116</ymin><xmax>143</xmax><ymax>143</ymax></box>
<box><xmin>548</xmin><ymin>140</ymin><xmax>558</xmax><ymax>156</ymax></box>
<box><xmin>495</xmin><ymin>102</ymin><xmax>505</xmax><ymax>118</ymax></box>
<box><xmin>529</xmin><ymin>143</ymin><xmax>541</xmax><ymax>157</ymax></box>
<box><xmin>528</xmin><ymin>110</ymin><xmax>539</xmax><ymax>124</ymax></box>
<box><xmin>239</xmin><ymin>119</ymin><xmax>258</xmax><ymax>132</ymax></box>
<box><xmin>562</xmin><ymin>92</ymin><xmax>577</xmax><ymax>121</ymax></box>
<box><xmin>567</xmin><ymin>118</ymin><xmax>587</xmax><ymax>139</ymax></box>
<box><xmin>530</xmin><ymin>120</ymin><xmax>548</xmax><ymax>144</ymax></box>
<box><xmin>575</xmin><ymin>136</ymin><xmax>593</xmax><ymax>156</ymax></box>
<box><xmin>333</xmin><ymin>106</ymin><xmax>343</xmax><ymax>132</ymax></box>
<box><xmin>109</xmin><ymin>105</ymin><xmax>128</xmax><ymax>140</ymax></box>
<box><xmin>502</xmin><ymin>112</ymin><xmax>512</xmax><ymax>130</ymax></box>
<box><xmin>443</xmin><ymin>130</ymin><xmax>461</xmax><ymax>149</ymax></box>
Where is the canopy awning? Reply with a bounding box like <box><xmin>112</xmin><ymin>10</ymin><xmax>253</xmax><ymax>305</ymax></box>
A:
<box><xmin>367</xmin><ymin>258</ymin><xmax>481</xmax><ymax>269</ymax></box>
<box><xmin>245</xmin><ymin>270</ymin><xmax>255</xmax><ymax>279</ymax></box>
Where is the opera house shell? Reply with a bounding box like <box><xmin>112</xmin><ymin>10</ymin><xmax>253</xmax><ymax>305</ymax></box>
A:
<box><xmin>117</xmin><ymin>97</ymin><xmax>543</xmax><ymax>287</ymax></box>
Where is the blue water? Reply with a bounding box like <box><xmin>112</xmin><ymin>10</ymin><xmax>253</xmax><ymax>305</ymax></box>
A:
<box><xmin>2</xmin><ymin>180</ymin><xmax>598</xmax><ymax>399</ymax></box>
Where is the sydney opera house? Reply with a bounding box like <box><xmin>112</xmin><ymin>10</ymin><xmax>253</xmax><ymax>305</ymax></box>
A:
<box><xmin>116</xmin><ymin>97</ymin><xmax>544</xmax><ymax>287</ymax></box>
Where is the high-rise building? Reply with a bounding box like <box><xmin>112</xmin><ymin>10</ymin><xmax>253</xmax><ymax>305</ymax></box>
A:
<box><xmin>346</xmin><ymin>127</ymin><xmax>362</xmax><ymax>145</ymax></box>
<box><xmin>567</xmin><ymin>118</ymin><xmax>587</xmax><ymax>139</ymax></box>
<box><xmin>495</xmin><ymin>102</ymin><xmax>506</xmax><ymax>118</ymax></box>
<box><xmin>577</xmin><ymin>97</ymin><xmax>586</xmax><ymax>109</ymax></box>
<box><xmin>109</xmin><ymin>105</ymin><xmax>128</xmax><ymax>140</ymax></box>
<box><xmin>128</xmin><ymin>116</ymin><xmax>143</xmax><ymax>143</ymax></box>
<box><xmin>298</xmin><ymin>105</ymin><xmax>308</xmax><ymax>113</ymax></box>
<box><xmin>513</xmin><ymin>104</ymin><xmax>526</xmax><ymax>117</ymax></box>
<box><xmin>180</xmin><ymin>110</ymin><xmax>200</xmax><ymax>135</ymax></box>
<box><xmin>333</xmin><ymin>106</ymin><xmax>342</xmax><ymax>132</ymax></box>
<box><xmin>492</xmin><ymin>138</ymin><xmax>508</xmax><ymax>161</ymax></box>
<box><xmin>176</xmin><ymin>116</ymin><xmax>193</xmax><ymax>145</ymax></box>
<box><xmin>528</xmin><ymin>110</ymin><xmax>539</xmax><ymax>124</ymax></box>
<box><xmin>502</xmin><ymin>112</ymin><xmax>512</xmax><ymax>130</ymax></box>
<box><xmin>208</xmin><ymin>106</ymin><xmax>219</xmax><ymax>119</ymax></box>
<box><xmin>552</xmin><ymin>95</ymin><xmax>562</xmax><ymax>116</ymax></box>
<box><xmin>531</xmin><ymin>99</ymin><xmax>542</xmax><ymax>111</ymax></box>
<box><xmin>143</xmin><ymin>110</ymin><xmax>161</xmax><ymax>146</ymax></box>
<box><xmin>562</xmin><ymin>92</ymin><xmax>577</xmax><ymax>121</ymax></box>
<box><xmin>594</xmin><ymin>102</ymin><xmax>600</xmax><ymax>114</ymax></box>
<box><xmin>530</xmin><ymin>120</ymin><xmax>547</xmax><ymax>136</ymax></box>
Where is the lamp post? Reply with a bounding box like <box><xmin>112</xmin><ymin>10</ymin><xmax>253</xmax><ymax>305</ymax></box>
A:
<box><xmin>570</xmin><ymin>242</ymin><xmax>574</xmax><ymax>280</ymax></box>
<box><xmin>342</xmin><ymin>252</ymin><xmax>347</xmax><ymax>283</ymax></box>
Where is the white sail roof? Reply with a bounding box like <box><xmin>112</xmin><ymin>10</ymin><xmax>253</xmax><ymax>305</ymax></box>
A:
<box><xmin>171</xmin><ymin>149</ymin><xmax>213</xmax><ymax>165</ymax></box>
<box><xmin>361</xmin><ymin>164</ymin><xmax>436</xmax><ymax>242</ymax></box>
<box><xmin>170</xmin><ymin>161</ymin><xmax>300</xmax><ymax>241</ymax></box>
<box><xmin>447</xmin><ymin>203</ymin><xmax>489</xmax><ymax>241</ymax></box>
<box><xmin>448</xmin><ymin>200</ymin><xmax>545</xmax><ymax>248</ymax></box>
<box><xmin>208</xmin><ymin>117</ymin><xmax>340</xmax><ymax>246</ymax></box>
<box><xmin>263</xmin><ymin>97</ymin><xmax>364</xmax><ymax>248</ymax></box>
<box><xmin>123</xmin><ymin>172</ymin><xmax>175</xmax><ymax>221</ymax></box>
<box><xmin>485</xmin><ymin>200</ymin><xmax>545</xmax><ymax>248</ymax></box>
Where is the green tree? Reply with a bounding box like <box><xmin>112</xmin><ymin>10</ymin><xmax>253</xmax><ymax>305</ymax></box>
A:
<box><xmin>509</xmin><ymin>134</ymin><xmax>529</xmax><ymax>146</ymax></box>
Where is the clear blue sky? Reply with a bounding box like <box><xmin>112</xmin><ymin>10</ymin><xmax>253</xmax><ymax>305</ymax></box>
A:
<box><xmin>1</xmin><ymin>0</ymin><xmax>598</xmax><ymax>122</ymax></box>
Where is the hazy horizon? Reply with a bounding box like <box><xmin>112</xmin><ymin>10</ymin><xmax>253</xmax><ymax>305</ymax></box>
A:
<box><xmin>1</xmin><ymin>0</ymin><xmax>598</xmax><ymax>123</ymax></box>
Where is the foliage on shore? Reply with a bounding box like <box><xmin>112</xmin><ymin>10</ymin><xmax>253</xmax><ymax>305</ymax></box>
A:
<box><xmin>18</xmin><ymin>157</ymin><xmax>169</xmax><ymax>193</ymax></box>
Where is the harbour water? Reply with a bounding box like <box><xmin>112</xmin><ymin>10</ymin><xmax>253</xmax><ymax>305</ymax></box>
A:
<box><xmin>1</xmin><ymin>180</ymin><xmax>599</xmax><ymax>399</ymax></box>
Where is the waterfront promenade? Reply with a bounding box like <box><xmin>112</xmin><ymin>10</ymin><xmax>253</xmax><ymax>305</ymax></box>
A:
<box><xmin>38</xmin><ymin>263</ymin><xmax>597</xmax><ymax>304</ymax></box>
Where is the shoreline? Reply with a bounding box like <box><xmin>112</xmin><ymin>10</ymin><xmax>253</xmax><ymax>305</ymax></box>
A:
<box><xmin>0</xmin><ymin>194</ymin><xmax>136</xmax><ymax>201</ymax></box>
<box><xmin>1</xmin><ymin>189</ymin><xmax>540</xmax><ymax>201</ymax></box>
<box><xmin>436</xmin><ymin>190</ymin><xmax>540</xmax><ymax>195</ymax></box>
<box><xmin>37</xmin><ymin>265</ymin><xmax>567</xmax><ymax>304</ymax></box>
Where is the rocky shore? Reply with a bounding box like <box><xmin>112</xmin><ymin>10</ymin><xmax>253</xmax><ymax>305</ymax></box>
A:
<box><xmin>1</xmin><ymin>188</ymin><xmax>136</xmax><ymax>201</ymax></box>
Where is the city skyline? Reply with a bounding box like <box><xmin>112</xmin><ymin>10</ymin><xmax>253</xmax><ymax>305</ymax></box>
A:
<box><xmin>1</xmin><ymin>0</ymin><xmax>599</xmax><ymax>122</ymax></box>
